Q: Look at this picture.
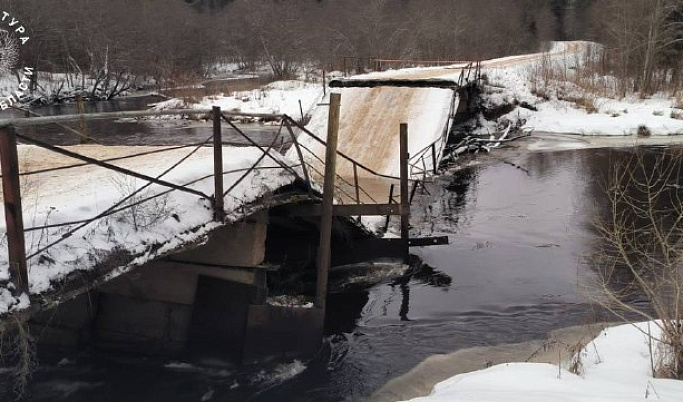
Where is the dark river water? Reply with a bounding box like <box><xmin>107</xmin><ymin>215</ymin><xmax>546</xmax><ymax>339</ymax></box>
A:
<box><xmin>6</xmin><ymin>96</ymin><xmax>285</xmax><ymax>147</ymax></box>
<box><xmin>1</xmin><ymin>100</ymin><xmax>665</xmax><ymax>401</ymax></box>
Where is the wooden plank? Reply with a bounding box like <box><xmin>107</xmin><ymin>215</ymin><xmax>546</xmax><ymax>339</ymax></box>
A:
<box><xmin>274</xmin><ymin>203</ymin><xmax>401</xmax><ymax>217</ymax></box>
<box><xmin>400</xmin><ymin>124</ymin><xmax>410</xmax><ymax>263</ymax></box>
<box><xmin>0</xmin><ymin>127</ymin><xmax>29</xmax><ymax>293</ymax></box>
<box><xmin>408</xmin><ymin>236</ymin><xmax>450</xmax><ymax>247</ymax></box>
<box><xmin>329</xmin><ymin>78</ymin><xmax>460</xmax><ymax>89</ymax></box>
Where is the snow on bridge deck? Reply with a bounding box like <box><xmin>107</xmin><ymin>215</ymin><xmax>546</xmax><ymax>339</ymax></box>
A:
<box><xmin>0</xmin><ymin>144</ymin><xmax>296</xmax><ymax>310</ymax></box>
<box><xmin>295</xmin><ymin>42</ymin><xmax>587</xmax><ymax>204</ymax></box>
<box><xmin>293</xmin><ymin>66</ymin><xmax>465</xmax><ymax>204</ymax></box>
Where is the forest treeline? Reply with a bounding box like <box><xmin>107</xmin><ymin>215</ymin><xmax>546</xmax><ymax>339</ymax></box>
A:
<box><xmin>3</xmin><ymin>0</ymin><xmax>683</xmax><ymax>95</ymax></box>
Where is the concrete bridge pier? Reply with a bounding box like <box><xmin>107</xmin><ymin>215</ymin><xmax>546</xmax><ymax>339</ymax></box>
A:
<box><xmin>29</xmin><ymin>211</ymin><xmax>324</xmax><ymax>364</ymax></box>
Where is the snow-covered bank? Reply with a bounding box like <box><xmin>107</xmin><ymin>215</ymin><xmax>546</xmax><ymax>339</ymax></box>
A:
<box><xmin>0</xmin><ymin>71</ymin><xmax>150</xmax><ymax>107</ymax></box>
<box><xmin>520</xmin><ymin>132</ymin><xmax>683</xmax><ymax>153</ymax></box>
<box><xmin>152</xmin><ymin>79</ymin><xmax>324</xmax><ymax>120</ymax></box>
<box><xmin>401</xmin><ymin>322</ymin><xmax>683</xmax><ymax>402</ymax></box>
<box><xmin>477</xmin><ymin>44</ymin><xmax>683</xmax><ymax>136</ymax></box>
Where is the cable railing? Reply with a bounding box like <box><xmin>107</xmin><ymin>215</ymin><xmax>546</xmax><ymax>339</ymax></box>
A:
<box><xmin>408</xmin><ymin>61</ymin><xmax>482</xmax><ymax>181</ymax></box>
<box><xmin>0</xmin><ymin>57</ymin><xmax>486</xmax><ymax>294</ymax></box>
<box><xmin>0</xmin><ymin>106</ymin><xmax>408</xmax><ymax>294</ymax></box>
<box><xmin>337</xmin><ymin>56</ymin><xmax>481</xmax><ymax>77</ymax></box>
<box><xmin>282</xmin><ymin>115</ymin><xmax>404</xmax><ymax>206</ymax></box>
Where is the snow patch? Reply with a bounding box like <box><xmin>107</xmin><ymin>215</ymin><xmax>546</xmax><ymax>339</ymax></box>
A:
<box><xmin>478</xmin><ymin>42</ymin><xmax>683</xmax><ymax>136</ymax></box>
<box><xmin>405</xmin><ymin>322</ymin><xmax>683</xmax><ymax>402</ymax></box>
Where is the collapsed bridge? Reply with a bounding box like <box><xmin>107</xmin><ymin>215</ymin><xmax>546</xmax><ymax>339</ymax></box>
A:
<box><xmin>0</xmin><ymin>62</ymin><xmax>480</xmax><ymax>361</ymax></box>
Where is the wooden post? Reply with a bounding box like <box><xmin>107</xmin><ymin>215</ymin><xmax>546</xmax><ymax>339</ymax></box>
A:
<box><xmin>353</xmin><ymin>162</ymin><xmax>361</xmax><ymax>221</ymax></box>
<box><xmin>431</xmin><ymin>143</ymin><xmax>438</xmax><ymax>174</ymax></box>
<box><xmin>409</xmin><ymin>180</ymin><xmax>420</xmax><ymax>204</ymax></box>
<box><xmin>353</xmin><ymin>162</ymin><xmax>360</xmax><ymax>204</ymax></box>
<box><xmin>383</xmin><ymin>184</ymin><xmax>395</xmax><ymax>233</ymax></box>
<box><xmin>298</xmin><ymin>100</ymin><xmax>305</xmax><ymax>124</ymax></box>
<box><xmin>0</xmin><ymin>127</ymin><xmax>29</xmax><ymax>294</ymax></box>
<box><xmin>212</xmin><ymin>106</ymin><xmax>225</xmax><ymax>222</ymax></box>
<box><xmin>316</xmin><ymin>93</ymin><xmax>341</xmax><ymax>310</ymax></box>
<box><xmin>400</xmin><ymin>123</ymin><xmax>410</xmax><ymax>263</ymax></box>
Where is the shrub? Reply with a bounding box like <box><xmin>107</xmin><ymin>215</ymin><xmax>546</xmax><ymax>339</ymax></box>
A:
<box><xmin>594</xmin><ymin>149</ymin><xmax>683</xmax><ymax>379</ymax></box>
<box><xmin>637</xmin><ymin>125</ymin><xmax>651</xmax><ymax>137</ymax></box>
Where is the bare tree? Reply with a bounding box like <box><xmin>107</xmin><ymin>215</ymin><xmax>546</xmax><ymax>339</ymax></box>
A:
<box><xmin>594</xmin><ymin>148</ymin><xmax>683</xmax><ymax>379</ymax></box>
<box><xmin>0</xmin><ymin>29</ymin><xmax>18</xmax><ymax>78</ymax></box>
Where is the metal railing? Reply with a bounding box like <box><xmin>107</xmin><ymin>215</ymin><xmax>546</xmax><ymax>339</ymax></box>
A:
<box><xmin>407</xmin><ymin>61</ymin><xmax>481</xmax><ymax>181</ymax></box>
<box><xmin>338</xmin><ymin>56</ymin><xmax>481</xmax><ymax>77</ymax></box>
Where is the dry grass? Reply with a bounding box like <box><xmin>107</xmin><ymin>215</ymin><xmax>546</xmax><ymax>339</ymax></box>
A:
<box><xmin>567</xmin><ymin>95</ymin><xmax>598</xmax><ymax>114</ymax></box>
<box><xmin>675</xmin><ymin>96</ymin><xmax>683</xmax><ymax>110</ymax></box>
<box><xmin>637</xmin><ymin>125</ymin><xmax>652</xmax><ymax>137</ymax></box>
<box><xmin>0</xmin><ymin>316</ymin><xmax>38</xmax><ymax>400</ymax></box>
<box><xmin>529</xmin><ymin>44</ymin><xmax>680</xmax><ymax>105</ymax></box>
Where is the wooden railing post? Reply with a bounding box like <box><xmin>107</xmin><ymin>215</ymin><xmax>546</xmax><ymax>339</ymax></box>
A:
<box><xmin>400</xmin><ymin>123</ymin><xmax>410</xmax><ymax>263</ymax></box>
<box><xmin>316</xmin><ymin>93</ymin><xmax>341</xmax><ymax>311</ymax></box>
<box><xmin>383</xmin><ymin>184</ymin><xmax>395</xmax><ymax>233</ymax></box>
<box><xmin>431</xmin><ymin>143</ymin><xmax>438</xmax><ymax>174</ymax></box>
<box><xmin>212</xmin><ymin>106</ymin><xmax>225</xmax><ymax>222</ymax></box>
<box><xmin>353</xmin><ymin>162</ymin><xmax>361</xmax><ymax>205</ymax></box>
<box><xmin>0</xmin><ymin>127</ymin><xmax>29</xmax><ymax>294</ymax></box>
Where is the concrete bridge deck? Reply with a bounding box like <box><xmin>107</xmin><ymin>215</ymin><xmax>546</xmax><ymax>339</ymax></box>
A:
<box><xmin>296</xmin><ymin>41</ymin><xmax>587</xmax><ymax>204</ymax></box>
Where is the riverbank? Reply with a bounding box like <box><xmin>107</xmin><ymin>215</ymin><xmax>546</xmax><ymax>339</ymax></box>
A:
<box><xmin>151</xmin><ymin>79</ymin><xmax>325</xmax><ymax>121</ymax></box>
<box><xmin>373</xmin><ymin>321</ymin><xmax>683</xmax><ymax>402</ymax></box>
<box><xmin>513</xmin><ymin>131</ymin><xmax>683</xmax><ymax>153</ymax></box>
<box><xmin>370</xmin><ymin>322</ymin><xmax>609</xmax><ymax>402</ymax></box>
<box><xmin>475</xmin><ymin>43</ymin><xmax>683</xmax><ymax>137</ymax></box>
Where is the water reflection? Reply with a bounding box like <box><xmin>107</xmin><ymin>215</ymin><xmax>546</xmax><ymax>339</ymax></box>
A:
<box><xmin>580</xmin><ymin>147</ymin><xmax>683</xmax><ymax>314</ymax></box>
<box><xmin>390</xmin><ymin>258</ymin><xmax>453</xmax><ymax>322</ymax></box>
<box><xmin>5</xmin><ymin>144</ymin><xmax>679</xmax><ymax>401</ymax></box>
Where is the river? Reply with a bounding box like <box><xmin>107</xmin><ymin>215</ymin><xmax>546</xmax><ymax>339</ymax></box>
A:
<box><xmin>5</xmin><ymin>95</ymin><xmax>285</xmax><ymax>147</ymax></box>
<box><xmin>10</xmin><ymin>140</ymin><xmax>666</xmax><ymax>401</ymax></box>
<box><xmin>0</xmin><ymin>99</ymin><xmax>667</xmax><ymax>401</ymax></box>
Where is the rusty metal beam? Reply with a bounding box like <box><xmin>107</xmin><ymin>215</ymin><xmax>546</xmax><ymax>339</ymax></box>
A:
<box><xmin>0</xmin><ymin>127</ymin><xmax>29</xmax><ymax>293</ymax></box>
